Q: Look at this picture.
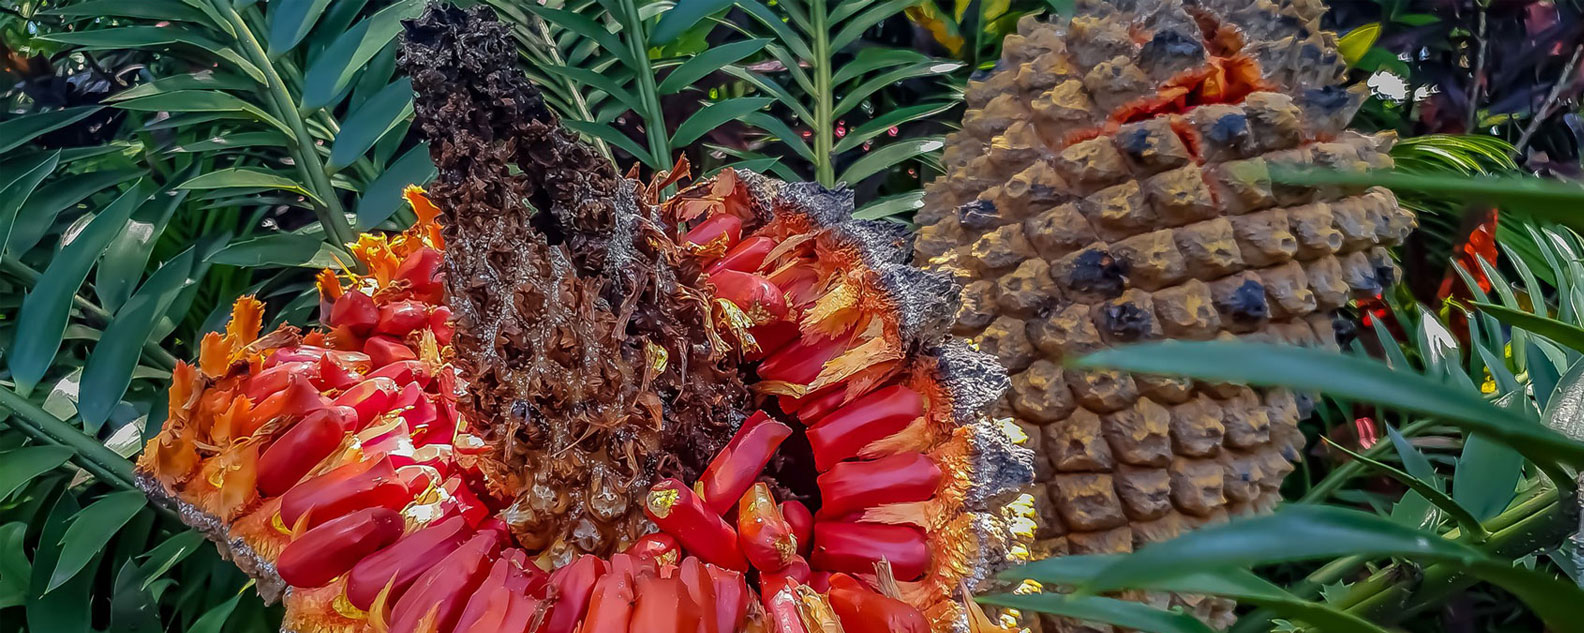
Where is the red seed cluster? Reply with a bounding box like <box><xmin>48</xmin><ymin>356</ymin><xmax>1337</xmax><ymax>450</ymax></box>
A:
<box><xmin>135</xmin><ymin>180</ymin><xmax>1033</xmax><ymax>633</ymax></box>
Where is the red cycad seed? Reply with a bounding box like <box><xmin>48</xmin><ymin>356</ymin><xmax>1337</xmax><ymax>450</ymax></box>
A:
<box><xmin>780</xmin><ymin>500</ymin><xmax>813</xmax><ymax>556</ymax></box>
<box><xmin>763</xmin><ymin>583</ymin><xmax>810</xmax><ymax>633</ymax></box>
<box><xmin>366</xmin><ymin>360</ymin><xmax>431</xmax><ymax>387</ymax></box>
<box><xmin>278</xmin><ymin>456</ymin><xmax>411</xmax><ymax>530</ymax></box>
<box><xmin>249</xmin><ymin>373</ymin><xmax>330</xmax><ymax>432</ymax></box>
<box><xmin>697</xmin><ymin>412</ymin><xmax>791</xmax><ymax>514</ymax></box>
<box><xmin>395</xmin><ymin>247</ymin><xmax>443</xmax><ymax>300</ymax></box>
<box><xmin>330</xmin><ymin>376</ymin><xmax>400</xmax><ymax>430</ymax></box>
<box><xmin>676</xmin><ymin>558</ymin><xmax>723</xmax><ymax>633</ymax></box>
<box><xmin>243</xmin><ymin>361</ymin><xmax>317</xmax><ymax>402</ymax></box>
<box><xmin>275</xmin><ymin>507</ymin><xmax>404</xmax><ymax>588</ymax></box>
<box><xmin>737</xmin><ymin>483</ymin><xmax>798</xmax><ymax>572</ymax></box>
<box><xmin>542</xmin><ymin>555</ymin><xmax>606</xmax><ymax>633</ymax></box>
<box><xmin>784</xmin><ymin>385</ymin><xmax>846</xmax><ymax>424</ymax></box>
<box><xmin>709</xmin><ymin>270</ymin><xmax>789</xmax><ymax>325</ymax></box>
<box><xmin>827</xmin><ymin>574</ymin><xmax>930</xmax><ymax>633</ymax></box>
<box><xmin>630</xmin><ymin>573</ymin><xmax>702</xmax><ymax>633</ymax></box>
<box><xmin>756</xmin><ymin>336</ymin><xmax>848</xmax><ymax>385</ymax></box>
<box><xmin>346</xmin><ymin>515</ymin><xmax>471</xmax><ymax>610</ymax></box>
<box><xmin>314</xmin><ymin>352</ymin><xmax>361</xmax><ymax>391</ymax></box>
<box><xmin>429</xmin><ymin>306</ymin><xmax>454</xmax><ymax>346</ymax></box>
<box><xmin>256</xmin><ymin>406</ymin><xmax>358</xmax><ymax>497</ymax></box>
<box><xmin>579</xmin><ymin>554</ymin><xmax>637</xmax><ymax>632</ymax></box>
<box><xmin>816</xmin><ymin>452</ymin><xmax>941</xmax><ymax>519</ymax></box>
<box><xmin>387</xmin><ymin>531</ymin><xmax>502</xmax><ymax>633</ymax></box>
<box><xmin>805</xmin><ymin>385</ymin><xmax>924</xmax><ymax>472</ymax></box>
<box><xmin>810</xmin><ymin>522</ymin><xmax>930</xmax><ymax>581</ymax></box>
<box><xmin>330</xmin><ymin>291</ymin><xmax>378</xmax><ymax>334</ymax></box>
<box><xmin>644</xmin><ymin>479</ymin><xmax>748</xmax><ymax>571</ymax></box>
<box><xmin>706</xmin><ymin>235</ymin><xmax>775</xmax><ymax>274</ymax></box>
<box><xmin>365</xmin><ymin>335</ymin><xmax>418</xmax><ymax>367</ymax></box>
<box><xmin>376</xmin><ymin>300</ymin><xmax>430</xmax><ymax>336</ymax></box>
<box><xmin>701</xmin><ymin>560</ymin><xmax>749</xmax><ymax>633</ymax></box>
<box><xmin>453</xmin><ymin>549</ymin><xmax>541</xmax><ymax>633</ymax></box>
<box><xmin>626</xmin><ymin>532</ymin><xmax>680</xmax><ymax>566</ymax></box>
<box><xmin>759</xmin><ymin>555</ymin><xmax>811</xmax><ymax>606</ymax></box>
<box><xmin>684</xmin><ymin>214</ymin><xmax>743</xmax><ymax>253</ymax></box>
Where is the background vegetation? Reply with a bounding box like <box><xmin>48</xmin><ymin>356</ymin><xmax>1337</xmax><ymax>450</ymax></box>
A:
<box><xmin>0</xmin><ymin>1</ymin><xmax>1579</xmax><ymax>632</ymax></box>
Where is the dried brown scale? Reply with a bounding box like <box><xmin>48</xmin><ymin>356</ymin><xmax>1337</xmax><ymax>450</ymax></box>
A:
<box><xmin>918</xmin><ymin>0</ymin><xmax>1415</xmax><ymax>630</ymax></box>
<box><xmin>400</xmin><ymin>6</ymin><xmax>744</xmax><ymax>559</ymax></box>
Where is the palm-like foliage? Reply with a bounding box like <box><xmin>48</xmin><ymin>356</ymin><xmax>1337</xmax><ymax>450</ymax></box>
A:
<box><xmin>0</xmin><ymin>0</ymin><xmax>443</xmax><ymax>628</ymax></box>
<box><xmin>488</xmin><ymin>0</ymin><xmax>970</xmax><ymax>216</ymax></box>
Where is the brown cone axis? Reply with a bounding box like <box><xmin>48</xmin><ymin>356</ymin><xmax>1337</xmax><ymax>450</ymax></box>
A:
<box><xmin>915</xmin><ymin>0</ymin><xmax>1414</xmax><ymax>630</ymax></box>
<box><xmin>401</xmin><ymin>7</ymin><xmax>747</xmax><ymax>562</ymax></box>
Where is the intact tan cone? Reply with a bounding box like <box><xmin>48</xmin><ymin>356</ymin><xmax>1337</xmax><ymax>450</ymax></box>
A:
<box><xmin>914</xmin><ymin>1</ymin><xmax>1414</xmax><ymax>630</ymax></box>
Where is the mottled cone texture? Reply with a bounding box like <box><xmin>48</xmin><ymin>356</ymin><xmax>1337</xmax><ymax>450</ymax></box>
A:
<box><xmin>914</xmin><ymin>0</ymin><xmax>1414</xmax><ymax>630</ymax></box>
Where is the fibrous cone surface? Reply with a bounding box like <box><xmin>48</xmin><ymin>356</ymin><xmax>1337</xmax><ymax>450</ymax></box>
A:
<box><xmin>915</xmin><ymin>0</ymin><xmax>1414</xmax><ymax>630</ymax></box>
<box><xmin>133</xmin><ymin>6</ymin><xmax>1035</xmax><ymax>633</ymax></box>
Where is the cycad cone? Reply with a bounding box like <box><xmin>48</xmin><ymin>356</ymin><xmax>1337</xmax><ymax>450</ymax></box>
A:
<box><xmin>915</xmin><ymin>0</ymin><xmax>1414</xmax><ymax>630</ymax></box>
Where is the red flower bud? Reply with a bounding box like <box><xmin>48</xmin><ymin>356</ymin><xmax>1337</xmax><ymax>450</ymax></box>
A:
<box><xmin>766</xmin><ymin>263</ymin><xmax>821</xmax><ymax>308</ymax></box>
<box><xmin>697</xmin><ymin>412</ymin><xmax>791</xmax><ymax>515</ymax></box>
<box><xmin>275</xmin><ymin>507</ymin><xmax>403</xmax><ymax>588</ymax></box>
<box><xmin>759</xmin><ymin>555</ymin><xmax>810</xmax><ymax>607</ymax></box>
<box><xmin>816</xmin><ymin>452</ymin><xmax>940</xmax><ymax>519</ymax></box>
<box><xmin>346</xmin><ymin>516</ymin><xmax>470</xmax><ymax>610</ymax></box>
<box><xmin>256</xmin><ymin>406</ymin><xmax>357</xmax><ymax>497</ymax></box>
<box><xmin>389</xmin><ymin>382</ymin><xmax>439</xmax><ymax>438</ymax></box>
<box><xmin>644</xmin><ymin>479</ymin><xmax>748</xmax><ymax>571</ymax></box>
<box><xmin>805</xmin><ymin>385</ymin><xmax>924</xmax><ymax>471</ymax></box>
<box><xmin>266</xmin><ymin>345</ymin><xmax>332</xmax><ymax>367</ymax></box>
<box><xmin>279</xmin><ymin>456</ymin><xmax>411</xmax><ymax>530</ymax></box>
<box><xmin>737</xmin><ymin>483</ymin><xmax>797</xmax><ymax>572</ymax></box>
<box><xmin>810</xmin><ymin>522</ymin><xmax>929</xmax><ymax>581</ymax></box>
<box><xmin>676</xmin><ymin>557</ymin><xmax>728</xmax><ymax>633</ymax></box>
<box><xmin>745</xmin><ymin>320</ymin><xmax>799</xmax><ymax>362</ymax></box>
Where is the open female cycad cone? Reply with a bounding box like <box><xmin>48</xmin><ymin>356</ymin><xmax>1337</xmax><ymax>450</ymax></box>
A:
<box><xmin>133</xmin><ymin>1</ymin><xmax>1411</xmax><ymax>633</ymax></box>
<box><xmin>137</xmin><ymin>6</ymin><xmax>1034</xmax><ymax>633</ymax></box>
